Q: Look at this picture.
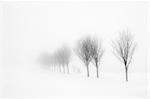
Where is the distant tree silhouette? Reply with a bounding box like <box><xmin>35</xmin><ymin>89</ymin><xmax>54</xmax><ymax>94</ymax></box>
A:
<box><xmin>61</xmin><ymin>46</ymin><xmax>71</xmax><ymax>74</ymax></box>
<box><xmin>112</xmin><ymin>30</ymin><xmax>136</xmax><ymax>81</ymax></box>
<box><xmin>38</xmin><ymin>52</ymin><xmax>51</xmax><ymax>69</ymax></box>
<box><xmin>50</xmin><ymin>46</ymin><xmax>71</xmax><ymax>74</ymax></box>
<box><xmin>90</xmin><ymin>37</ymin><xmax>104</xmax><ymax>78</ymax></box>
<box><xmin>50</xmin><ymin>52</ymin><xmax>61</xmax><ymax>72</ymax></box>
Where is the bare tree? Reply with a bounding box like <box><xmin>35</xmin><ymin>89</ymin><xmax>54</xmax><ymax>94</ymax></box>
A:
<box><xmin>75</xmin><ymin>37</ymin><xmax>93</xmax><ymax>77</ymax></box>
<box><xmin>112</xmin><ymin>30</ymin><xmax>136</xmax><ymax>81</ymax></box>
<box><xmin>90</xmin><ymin>38</ymin><xmax>104</xmax><ymax>78</ymax></box>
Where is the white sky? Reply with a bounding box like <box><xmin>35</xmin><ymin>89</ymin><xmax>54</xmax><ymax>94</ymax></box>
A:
<box><xmin>1</xmin><ymin>1</ymin><xmax>148</xmax><ymax>73</ymax></box>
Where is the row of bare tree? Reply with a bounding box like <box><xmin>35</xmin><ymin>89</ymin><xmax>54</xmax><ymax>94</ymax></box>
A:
<box><xmin>49</xmin><ymin>46</ymin><xmax>71</xmax><ymax>74</ymax></box>
<box><xmin>75</xmin><ymin>31</ymin><xmax>136</xmax><ymax>81</ymax></box>
<box><xmin>38</xmin><ymin>30</ymin><xmax>136</xmax><ymax>81</ymax></box>
<box><xmin>38</xmin><ymin>46</ymin><xmax>71</xmax><ymax>74</ymax></box>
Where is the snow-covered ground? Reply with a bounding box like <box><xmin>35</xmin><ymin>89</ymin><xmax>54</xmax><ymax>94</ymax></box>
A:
<box><xmin>1</xmin><ymin>64</ymin><xmax>148</xmax><ymax>99</ymax></box>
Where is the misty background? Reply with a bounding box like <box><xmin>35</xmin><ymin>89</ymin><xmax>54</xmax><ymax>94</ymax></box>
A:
<box><xmin>1</xmin><ymin>2</ymin><xmax>148</xmax><ymax>72</ymax></box>
<box><xmin>0</xmin><ymin>1</ymin><xmax>148</xmax><ymax>98</ymax></box>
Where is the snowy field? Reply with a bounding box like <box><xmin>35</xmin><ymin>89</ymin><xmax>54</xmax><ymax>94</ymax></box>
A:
<box><xmin>1</xmin><ymin>64</ymin><xmax>148</xmax><ymax>99</ymax></box>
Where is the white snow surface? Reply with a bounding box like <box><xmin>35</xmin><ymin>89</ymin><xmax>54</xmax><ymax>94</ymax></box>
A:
<box><xmin>1</xmin><ymin>64</ymin><xmax>148</xmax><ymax>99</ymax></box>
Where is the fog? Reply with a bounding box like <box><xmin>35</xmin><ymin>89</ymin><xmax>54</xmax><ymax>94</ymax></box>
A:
<box><xmin>0</xmin><ymin>1</ymin><xmax>148</xmax><ymax>98</ymax></box>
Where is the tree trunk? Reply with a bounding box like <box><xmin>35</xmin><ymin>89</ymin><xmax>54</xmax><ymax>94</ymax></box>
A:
<box><xmin>63</xmin><ymin>65</ymin><xmax>65</xmax><ymax>73</ymax></box>
<box><xmin>67</xmin><ymin>64</ymin><xmax>69</xmax><ymax>74</ymax></box>
<box><xmin>125</xmin><ymin>67</ymin><xmax>128</xmax><ymax>82</ymax></box>
<box><xmin>96</xmin><ymin>64</ymin><xmax>99</xmax><ymax>78</ymax></box>
<box><xmin>86</xmin><ymin>64</ymin><xmax>90</xmax><ymax>77</ymax></box>
<box><xmin>58</xmin><ymin>65</ymin><xmax>61</xmax><ymax>72</ymax></box>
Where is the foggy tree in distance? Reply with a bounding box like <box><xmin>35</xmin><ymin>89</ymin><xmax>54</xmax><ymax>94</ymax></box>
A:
<box><xmin>38</xmin><ymin>53</ymin><xmax>51</xmax><ymax>66</ymax></box>
<box><xmin>61</xmin><ymin>46</ymin><xmax>71</xmax><ymax>74</ymax></box>
<box><xmin>75</xmin><ymin>37</ymin><xmax>93</xmax><ymax>77</ymax></box>
<box><xmin>90</xmin><ymin>37</ymin><xmax>104</xmax><ymax>78</ymax></box>
<box><xmin>50</xmin><ymin>52</ymin><xmax>61</xmax><ymax>72</ymax></box>
<box><xmin>112</xmin><ymin>30</ymin><xmax>136</xmax><ymax>81</ymax></box>
<box><xmin>51</xmin><ymin>46</ymin><xmax>71</xmax><ymax>74</ymax></box>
